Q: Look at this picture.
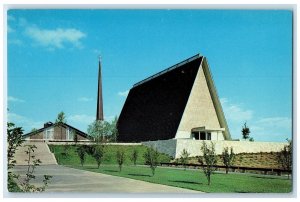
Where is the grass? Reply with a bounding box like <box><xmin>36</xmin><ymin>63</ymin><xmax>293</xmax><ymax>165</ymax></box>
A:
<box><xmin>48</xmin><ymin>144</ymin><xmax>172</xmax><ymax>165</ymax></box>
<box><xmin>49</xmin><ymin>145</ymin><xmax>292</xmax><ymax>193</ymax></box>
<box><xmin>69</xmin><ymin>164</ymin><xmax>292</xmax><ymax>193</ymax></box>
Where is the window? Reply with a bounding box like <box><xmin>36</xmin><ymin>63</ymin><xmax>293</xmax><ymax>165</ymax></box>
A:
<box><xmin>67</xmin><ymin>128</ymin><xmax>74</xmax><ymax>140</ymax></box>
<box><xmin>200</xmin><ymin>132</ymin><xmax>206</xmax><ymax>140</ymax></box>
<box><xmin>193</xmin><ymin>132</ymin><xmax>199</xmax><ymax>140</ymax></box>
<box><xmin>44</xmin><ymin>128</ymin><xmax>54</xmax><ymax>140</ymax></box>
<box><xmin>207</xmin><ymin>132</ymin><xmax>211</xmax><ymax>140</ymax></box>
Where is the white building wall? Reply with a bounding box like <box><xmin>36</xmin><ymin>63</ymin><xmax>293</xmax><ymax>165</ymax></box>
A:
<box><xmin>142</xmin><ymin>139</ymin><xmax>287</xmax><ymax>158</ymax></box>
<box><xmin>175</xmin><ymin>63</ymin><xmax>223</xmax><ymax>139</ymax></box>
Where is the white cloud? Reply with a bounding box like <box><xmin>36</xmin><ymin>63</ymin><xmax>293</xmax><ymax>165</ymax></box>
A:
<box><xmin>118</xmin><ymin>90</ymin><xmax>129</xmax><ymax>97</ymax></box>
<box><xmin>251</xmin><ymin>117</ymin><xmax>292</xmax><ymax>140</ymax></box>
<box><xmin>220</xmin><ymin>97</ymin><xmax>228</xmax><ymax>105</ymax></box>
<box><xmin>256</xmin><ymin>117</ymin><xmax>291</xmax><ymax>129</ymax></box>
<box><xmin>220</xmin><ymin>97</ymin><xmax>291</xmax><ymax>142</ymax></box>
<box><xmin>220</xmin><ymin>98</ymin><xmax>253</xmax><ymax>122</ymax></box>
<box><xmin>7</xmin><ymin>112</ymin><xmax>43</xmax><ymax>133</ymax></box>
<box><xmin>78</xmin><ymin>97</ymin><xmax>93</xmax><ymax>102</ymax></box>
<box><xmin>8</xmin><ymin>96</ymin><xmax>25</xmax><ymax>103</ymax></box>
<box><xmin>25</xmin><ymin>25</ymin><xmax>86</xmax><ymax>49</ymax></box>
<box><xmin>8</xmin><ymin>16</ymin><xmax>86</xmax><ymax>50</ymax></box>
<box><xmin>68</xmin><ymin>114</ymin><xmax>95</xmax><ymax>125</ymax></box>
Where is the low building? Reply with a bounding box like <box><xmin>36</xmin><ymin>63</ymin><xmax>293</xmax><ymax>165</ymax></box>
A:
<box><xmin>23</xmin><ymin>121</ymin><xmax>92</xmax><ymax>141</ymax></box>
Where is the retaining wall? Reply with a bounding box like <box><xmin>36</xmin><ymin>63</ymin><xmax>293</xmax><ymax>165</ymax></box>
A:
<box><xmin>142</xmin><ymin>139</ymin><xmax>287</xmax><ymax>158</ymax></box>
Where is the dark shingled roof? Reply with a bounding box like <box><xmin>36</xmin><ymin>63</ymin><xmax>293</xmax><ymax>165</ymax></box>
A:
<box><xmin>117</xmin><ymin>54</ymin><xmax>203</xmax><ymax>142</ymax></box>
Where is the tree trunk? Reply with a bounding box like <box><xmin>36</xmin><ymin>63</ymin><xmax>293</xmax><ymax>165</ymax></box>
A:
<box><xmin>208</xmin><ymin>175</ymin><xmax>211</xmax><ymax>186</ymax></box>
<box><xmin>226</xmin><ymin>167</ymin><xmax>229</xmax><ymax>174</ymax></box>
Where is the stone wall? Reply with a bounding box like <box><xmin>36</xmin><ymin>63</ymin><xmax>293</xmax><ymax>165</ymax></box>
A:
<box><xmin>142</xmin><ymin>139</ymin><xmax>288</xmax><ymax>158</ymax></box>
<box><xmin>142</xmin><ymin>139</ymin><xmax>177</xmax><ymax>157</ymax></box>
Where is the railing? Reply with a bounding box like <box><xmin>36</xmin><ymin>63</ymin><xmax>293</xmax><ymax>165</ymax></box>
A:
<box><xmin>160</xmin><ymin>162</ymin><xmax>291</xmax><ymax>176</ymax></box>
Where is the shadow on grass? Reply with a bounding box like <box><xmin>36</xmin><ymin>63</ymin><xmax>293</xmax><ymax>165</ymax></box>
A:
<box><xmin>128</xmin><ymin>173</ymin><xmax>151</xmax><ymax>177</ymax></box>
<box><xmin>88</xmin><ymin>167</ymin><xmax>101</xmax><ymax>170</ymax></box>
<box><xmin>104</xmin><ymin>169</ymin><xmax>119</xmax><ymax>173</ymax></box>
<box><xmin>169</xmin><ymin>180</ymin><xmax>203</xmax><ymax>185</ymax></box>
<box><xmin>250</xmin><ymin>176</ymin><xmax>289</xmax><ymax>180</ymax></box>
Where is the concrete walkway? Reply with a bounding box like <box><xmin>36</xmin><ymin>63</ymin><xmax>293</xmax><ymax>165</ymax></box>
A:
<box><xmin>14</xmin><ymin>141</ymin><xmax>57</xmax><ymax>165</ymax></box>
<box><xmin>12</xmin><ymin>165</ymin><xmax>201</xmax><ymax>193</ymax></box>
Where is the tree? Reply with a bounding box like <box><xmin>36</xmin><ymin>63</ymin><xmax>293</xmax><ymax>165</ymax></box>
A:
<box><xmin>144</xmin><ymin>147</ymin><xmax>160</xmax><ymax>176</ymax></box>
<box><xmin>222</xmin><ymin>147</ymin><xmax>235</xmax><ymax>174</ymax></box>
<box><xmin>249</xmin><ymin>137</ymin><xmax>254</xmax><ymax>142</ymax></box>
<box><xmin>277</xmin><ymin>139</ymin><xmax>292</xmax><ymax>179</ymax></box>
<box><xmin>62</xmin><ymin>143</ymin><xmax>70</xmax><ymax>158</ymax></box>
<box><xmin>76</xmin><ymin>145</ymin><xmax>86</xmax><ymax>166</ymax></box>
<box><xmin>92</xmin><ymin>145</ymin><xmax>105</xmax><ymax>169</ymax></box>
<box><xmin>110</xmin><ymin>116</ymin><xmax>119</xmax><ymax>142</ymax></box>
<box><xmin>55</xmin><ymin>111</ymin><xmax>66</xmax><ymax>140</ymax></box>
<box><xmin>116</xmin><ymin>149</ymin><xmax>125</xmax><ymax>172</ymax></box>
<box><xmin>241</xmin><ymin>122</ymin><xmax>250</xmax><ymax>140</ymax></box>
<box><xmin>20</xmin><ymin>145</ymin><xmax>52</xmax><ymax>192</ymax></box>
<box><xmin>199</xmin><ymin>141</ymin><xmax>217</xmax><ymax>185</ymax></box>
<box><xmin>87</xmin><ymin>118</ymin><xmax>119</xmax><ymax>143</ymax></box>
<box><xmin>55</xmin><ymin>111</ymin><xmax>66</xmax><ymax>124</ymax></box>
<box><xmin>180</xmin><ymin>148</ymin><xmax>190</xmax><ymax>171</ymax></box>
<box><xmin>7</xmin><ymin>122</ymin><xmax>52</xmax><ymax>192</ymax></box>
<box><xmin>73</xmin><ymin>132</ymin><xmax>78</xmax><ymax>144</ymax></box>
<box><xmin>130</xmin><ymin>148</ymin><xmax>138</xmax><ymax>166</ymax></box>
<box><xmin>7</xmin><ymin>122</ymin><xmax>24</xmax><ymax>192</ymax></box>
<box><xmin>88</xmin><ymin>120</ymin><xmax>111</xmax><ymax>143</ymax></box>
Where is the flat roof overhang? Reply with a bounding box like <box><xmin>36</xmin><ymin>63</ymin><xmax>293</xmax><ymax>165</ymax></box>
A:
<box><xmin>191</xmin><ymin>126</ymin><xmax>225</xmax><ymax>132</ymax></box>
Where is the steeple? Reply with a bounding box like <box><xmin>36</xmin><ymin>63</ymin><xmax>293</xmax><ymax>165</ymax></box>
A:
<box><xmin>96</xmin><ymin>56</ymin><xmax>104</xmax><ymax>121</ymax></box>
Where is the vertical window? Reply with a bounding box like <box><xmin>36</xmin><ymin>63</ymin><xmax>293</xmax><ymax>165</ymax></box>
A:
<box><xmin>68</xmin><ymin>129</ymin><xmax>74</xmax><ymax>140</ymax></box>
<box><xmin>44</xmin><ymin>128</ymin><xmax>54</xmax><ymax>140</ymax></box>
<box><xmin>200</xmin><ymin>132</ymin><xmax>206</xmax><ymax>140</ymax></box>
<box><xmin>193</xmin><ymin>132</ymin><xmax>199</xmax><ymax>140</ymax></box>
<box><xmin>207</xmin><ymin>132</ymin><xmax>211</xmax><ymax>140</ymax></box>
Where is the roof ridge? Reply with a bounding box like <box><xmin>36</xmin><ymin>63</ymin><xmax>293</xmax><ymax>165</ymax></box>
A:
<box><xmin>133</xmin><ymin>53</ymin><xmax>202</xmax><ymax>88</ymax></box>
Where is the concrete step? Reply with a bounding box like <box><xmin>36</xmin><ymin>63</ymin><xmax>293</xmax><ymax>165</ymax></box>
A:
<box><xmin>14</xmin><ymin>141</ymin><xmax>57</xmax><ymax>165</ymax></box>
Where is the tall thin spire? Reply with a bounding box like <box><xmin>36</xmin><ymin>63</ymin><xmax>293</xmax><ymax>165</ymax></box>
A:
<box><xmin>96</xmin><ymin>56</ymin><xmax>104</xmax><ymax>121</ymax></box>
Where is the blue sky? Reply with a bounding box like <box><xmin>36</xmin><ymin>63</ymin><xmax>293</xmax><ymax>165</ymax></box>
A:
<box><xmin>7</xmin><ymin>9</ymin><xmax>292</xmax><ymax>142</ymax></box>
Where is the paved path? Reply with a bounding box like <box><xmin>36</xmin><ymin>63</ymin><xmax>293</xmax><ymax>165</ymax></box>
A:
<box><xmin>12</xmin><ymin>165</ymin><xmax>201</xmax><ymax>193</ymax></box>
<box><xmin>14</xmin><ymin>141</ymin><xmax>57</xmax><ymax>165</ymax></box>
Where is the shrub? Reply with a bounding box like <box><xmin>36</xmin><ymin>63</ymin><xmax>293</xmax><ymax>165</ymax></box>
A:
<box><xmin>277</xmin><ymin>139</ymin><xmax>292</xmax><ymax>179</ymax></box>
<box><xmin>76</xmin><ymin>145</ymin><xmax>86</xmax><ymax>166</ymax></box>
<box><xmin>116</xmin><ymin>149</ymin><xmax>125</xmax><ymax>172</ymax></box>
<box><xmin>180</xmin><ymin>148</ymin><xmax>190</xmax><ymax>170</ymax></box>
<box><xmin>93</xmin><ymin>145</ymin><xmax>105</xmax><ymax>169</ymax></box>
<box><xmin>144</xmin><ymin>147</ymin><xmax>160</xmax><ymax>176</ymax></box>
<box><xmin>130</xmin><ymin>148</ymin><xmax>138</xmax><ymax>166</ymax></box>
<box><xmin>222</xmin><ymin>147</ymin><xmax>235</xmax><ymax>174</ymax></box>
<box><xmin>199</xmin><ymin>141</ymin><xmax>217</xmax><ymax>186</ymax></box>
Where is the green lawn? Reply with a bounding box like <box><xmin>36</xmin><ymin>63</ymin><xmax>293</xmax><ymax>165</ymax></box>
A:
<box><xmin>69</xmin><ymin>164</ymin><xmax>292</xmax><ymax>193</ymax></box>
<box><xmin>49</xmin><ymin>145</ymin><xmax>292</xmax><ymax>193</ymax></box>
<box><xmin>48</xmin><ymin>144</ymin><xmax>172</xmax><ymax>165</ymax></box>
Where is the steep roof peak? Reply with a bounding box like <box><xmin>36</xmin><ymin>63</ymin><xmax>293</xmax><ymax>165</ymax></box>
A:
<box><xmin>133</xmin><ymin>53</ymin><xmax>202</xmax><ymax>88</ymax></box>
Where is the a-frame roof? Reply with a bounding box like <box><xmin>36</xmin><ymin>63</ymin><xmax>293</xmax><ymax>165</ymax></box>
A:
<box><xmin>117</xmin><ymin>54</ymin><xmax>231</xmax><ymax>142</ymax></box>
<box><xmin>22</xmin><ymin>122</ymin><xmax>92</xmax><ymax>139</ymax></box>
<box><xmin>201</xmin><ymin>57</ymin><xmax>231</xmax><ymax>140</ymax></box>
